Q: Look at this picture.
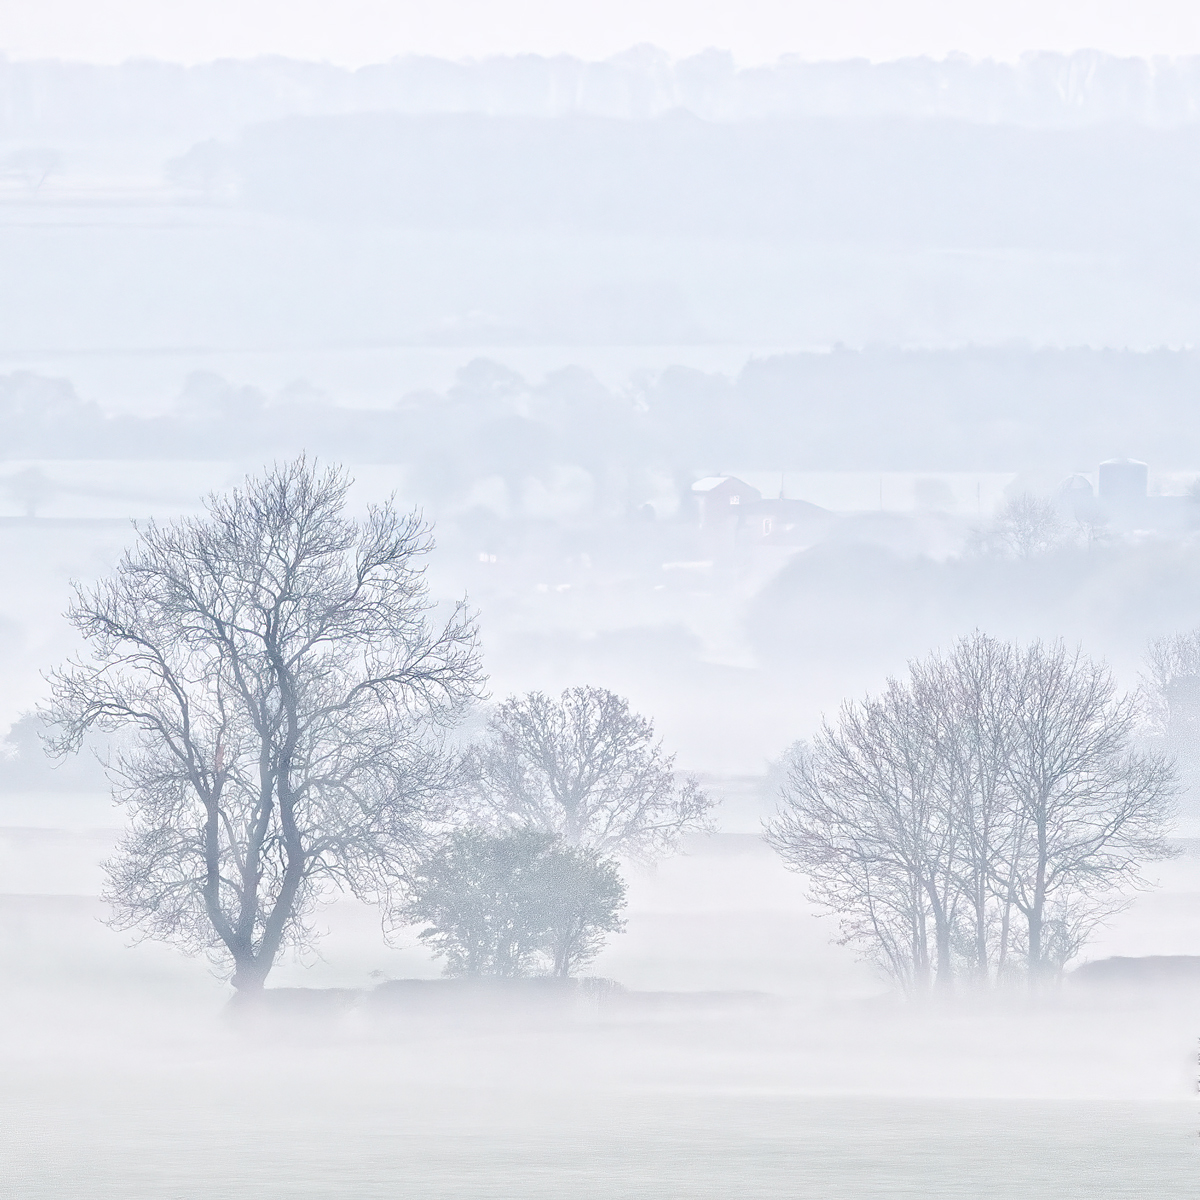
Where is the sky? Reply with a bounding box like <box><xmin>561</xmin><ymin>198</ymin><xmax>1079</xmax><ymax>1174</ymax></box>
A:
<box><xmin>2</xmin><ymin>0</ymin><xmax>1200</xmax><ymax>66</ymax></box>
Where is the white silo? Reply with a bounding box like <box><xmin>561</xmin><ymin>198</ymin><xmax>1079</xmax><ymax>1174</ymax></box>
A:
<box><xmin>1097</xmin><ymin>459</ymin><xmax>1148</xmax><ymax>508</ymax></box>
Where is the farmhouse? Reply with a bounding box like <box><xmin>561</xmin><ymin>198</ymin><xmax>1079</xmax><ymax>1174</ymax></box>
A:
<box><xmin>692</xmin><ymin>476</ymin><xmax>833</xmax><ymax>545</ymax></box>
<box><xmin>738</xmin><ymin>496</ymin><xmax>834</xmax><ymax>545</ymax></box>
<box><xmin>691</xmin><ymin>476</ymin><xmax>762</xmax><ymax>529</ymax></box>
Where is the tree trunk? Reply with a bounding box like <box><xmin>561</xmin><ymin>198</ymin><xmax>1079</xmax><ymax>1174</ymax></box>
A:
<box><xmin>1026</xmin><ymin>909</ymin><xmax>1045</xmax><ymax>990</ymax></box>
<box><xmin>1027</xmin><ymin>811</ymin><xmax>1049</xmax><ymax>989</ymax></box>
<box><xmin>231</xmin><ymin>958</ymin><xmax>270</xmax><ymax>992</ymax></box>
<box><xmin>924</xmin><ymin>880</ymin><xmax>954</xmax><ymax>991</ymax></box>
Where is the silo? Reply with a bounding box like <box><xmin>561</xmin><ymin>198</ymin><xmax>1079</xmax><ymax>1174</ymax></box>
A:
<box><xmin>1097</xmin><ymin>459</ymin><xmax>1148</xmax><ymax>507</ymax></box>
<box><xmin>1058</xmin><ymin>473</ymin><xmax>1096</xmax><ymax>522</ymax></box>
<box><xmin>1058</xmin><ymin>474</ymin><xmax>1094</xmax><ymax>501</ymax></box>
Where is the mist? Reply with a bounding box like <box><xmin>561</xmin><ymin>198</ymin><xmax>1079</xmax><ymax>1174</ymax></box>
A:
<box><xmin>2</xmin><ymin>21</ymin><xmax>1199</xmax><ymax>1200</ymax></box>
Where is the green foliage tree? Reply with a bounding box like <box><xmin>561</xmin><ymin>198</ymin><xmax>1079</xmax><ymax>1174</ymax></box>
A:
<box><xmin>403</xmin><ymin>828</ymin><xmax>626</xmax><ymax>978</ymax></box>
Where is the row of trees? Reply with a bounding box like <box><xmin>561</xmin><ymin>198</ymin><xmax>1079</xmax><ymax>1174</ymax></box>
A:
<box><xmin>37</xmin><ymin>458</ymin><xmax>1181</xmax><ymax>996</ymax></box>
<box><xmin>43</xmin><ymin>460</ymin><xmax>708</xmax><ymax>990</ymax></box>
<box><xmin>767</xmin><ymin>633</ymin><xmax>1177</xmax><ymax>992</ymax></box>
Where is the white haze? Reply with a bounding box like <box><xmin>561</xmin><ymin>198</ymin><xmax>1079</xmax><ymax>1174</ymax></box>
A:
<box><xmin>2</xmin><ymin>28</ymin><xmax>1200</xmax><ymax>1200</ymax></box>
<box><xmin>7</xmin><ymin>1</ymin><xmax>1200</xmax><ymax>65</ymax></box>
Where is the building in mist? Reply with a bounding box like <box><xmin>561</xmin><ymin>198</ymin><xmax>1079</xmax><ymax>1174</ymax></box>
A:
<box><xmin>691</xmin><ymin>476</ymin><xmax>762</xmax><ymax>529</ymax></box>
<box><xmin>1058</xmin><ymin>473</ymin><xmax>1094</xmax><ymax>504</ymax></box>
<box><xmin>1056</xmin><ymin>459</ymin><xmax>1198</xmax><ymax>534</ymax></box>
<box><xmin>691</xmin><ymin>475</ymin><xmax>833</xmax><ymax>545</ymax></box>
<box><xmin>737</xmin><ymin>497</ymin><xmax>834</xmax><ymax>546</ymax></box>
<box><xmin>1094</xmin><ymin>457</ymin><xmax>1195</xmax><ymax>532</ymax></box>
<box><xmin>1098</xmin><ymin>458</ymin><xmax>1148</xmax><ymax>510</ymax></box>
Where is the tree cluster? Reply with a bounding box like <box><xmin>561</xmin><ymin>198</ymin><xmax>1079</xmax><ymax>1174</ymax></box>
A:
<box><xmin>40</xmin><ymin>459</ymin><xmax>1180</xmax><ymax>1002</ymax></box>
<box><xmin>396</xmin><ymin>685</ymin><xmax>709</xmax><ymax>979</ymax></box>
<box><xmin>767</xmin><ymin>634</ymin><xmax>1177</xmax><ymax>993</ymax></box>
<box><xmin>41</xmin><ymin>460</ymin><xmax>706</xmax><ymax>990</ymax></box>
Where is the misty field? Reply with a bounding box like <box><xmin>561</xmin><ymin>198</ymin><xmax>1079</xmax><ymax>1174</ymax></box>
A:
<box><xmin>2</xmin><ymin>788</ymin><xmax>1199</xmax><ymax>1198</ymax></box>
<box><xmin>1</xmin><ymin>994</ymin><xmax>1196</xmax><ymax>1199</ymax></box>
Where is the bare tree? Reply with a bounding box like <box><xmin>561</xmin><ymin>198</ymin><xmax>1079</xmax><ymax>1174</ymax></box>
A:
<box><xmin>765</xmin><ymin>680</ymin><xmax>962</xmax><ymax>994</ymax></box>
<box><xmin>1142</xmin><ymin>629</ymin><xmax>1200</xmax><ymax>811</ymax></box>
<box><xmin>975</xmin><ymin>493</ymin><xmax>1066</xmax><ymax>559</ymax></box>
<box><xmin>1001</xmin><ymin>641</ymin><xmax>1177</xmax><ymax>984</ymax></box>
<box><xmin>767</xmin><ymin>742</ymin><xmax>930</xmax><ymax>992</ymax></box>
<box><xmin>2</xmin><ymin>146</ymin><xmax>60</xmax><ymax>191</ymax></box>
<box><xmin>1143</xmin><ymin>629</ymin><xmax>1200</xmax><ymax>730</ymax></box>
<box><xmin>44</xmin><ymin>459</ymin><xmax>483</xmax><ymax>992</ymax></box>
<box><xmin>908</xmin><ymin>634</ymin><xmax>1015</xmax><ymax>987</ymax></box>
<box><xmin>469</xmin><ymin>686</ymin><xmax>711</xmax><ymax>861</ymax></box>
<box><xmin>767</xmin><ymin>635</ymin><xmax>1177</xmax><ymax>993</ymax></box>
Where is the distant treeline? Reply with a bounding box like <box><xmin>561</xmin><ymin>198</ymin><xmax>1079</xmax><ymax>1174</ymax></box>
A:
<box><xmin>5</xmin><ymin>50</ymin><xmax>1200</xmax><ymax>144</ymax></box>
<box><xmin>0</xmin><ymin>346</ymin><xmax>1194</xmax><ymax>478</ymax></box>
<box><xmin>229</xmin><ymin>112</ymin><xmax>1200</xmax><ymax>252</ymax></box>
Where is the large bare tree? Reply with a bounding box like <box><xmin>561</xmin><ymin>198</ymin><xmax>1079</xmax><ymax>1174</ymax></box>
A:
<box><xmin>44</xmin><ymin>460</ymin><xmax>483</xmax><ymax>991</ymax></box>
<box><xmin>469</xmin><ymin>686</ymin><xmax>711</xmax><ymax>861</ymax></box>
<box><xmin>767</xmin><ymin>634</ymin><xmax>1176</xmax><ymax>993</ymax></box>
<box><xmin>766</xmin><ymin>679</ymin><xmax>962</xmax><ymax>993</ymax></box>
<box><xmin>1002</xmin><ymin>641</ymin><xmax>1176</xmax><ymax>982</ymax></box>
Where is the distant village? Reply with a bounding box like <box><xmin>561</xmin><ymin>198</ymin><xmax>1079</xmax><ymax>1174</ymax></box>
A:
<box><xmin>690</xmin><ymin>458</ymin><xmax>1194</xmax><ymax>547</ymax></box>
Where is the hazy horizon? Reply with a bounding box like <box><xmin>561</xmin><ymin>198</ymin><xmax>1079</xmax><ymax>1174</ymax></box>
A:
<box><xmin>5</xmin><ymin>0</ymin><xmax>1200</xmax><ymax>66</ymax></box>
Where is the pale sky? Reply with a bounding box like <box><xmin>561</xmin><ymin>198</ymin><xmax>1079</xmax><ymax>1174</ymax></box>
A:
<box><xmin>2</xmin><ymin>0</ymin><xmax>1200</xmax><ymax>66</ymax></box>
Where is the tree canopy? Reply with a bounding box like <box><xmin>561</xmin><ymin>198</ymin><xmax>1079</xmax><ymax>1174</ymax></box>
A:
<box><xmin>469</xmin><ymin>686</ymin><xmax>711</xmax><ymax>861</ymax></box>
<box><xmin>402</xmin><ymin>827</ymin><xmax>626</xmax><ymax>978</ymax></box>
<box><xmin>767</xmin><ymin>634</ymin><xmax>1176</xmax><ymax>992</ymax></box>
